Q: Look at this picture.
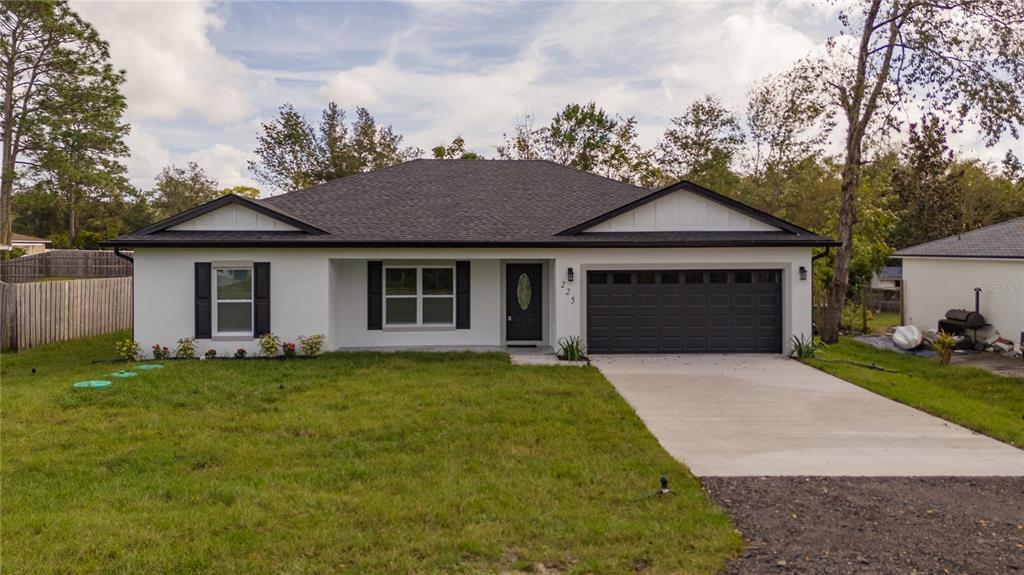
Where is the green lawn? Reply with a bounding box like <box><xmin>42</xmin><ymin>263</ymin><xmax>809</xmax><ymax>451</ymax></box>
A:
<box><xmin>1</xmin><ymin>333</ymin><xmax>739</xmax><ymax>574</ymax></box>
<box><xmin>807</xmin><ymin>339</ymin><xmax>1024</xmax><ymax>448</ymax></box>
<box><xmin>867</xmin><ymin>311</ymin><xmax>901</xmax><ymax>334</ymax></box>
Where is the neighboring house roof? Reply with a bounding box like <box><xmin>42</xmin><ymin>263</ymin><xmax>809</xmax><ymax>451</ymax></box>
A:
<box><xmin>894</xmin><ymin>216</ymin><xmax>1024</xmax><ymax>260</ymax></box>
<box><xmin>104</xmin><ymin>160</ymin><xmax>837</xmax><ymax>248</ymax></box>
<box><xmin>877</xmin><ymin>265</ymin><xmax>902</xmax><ymax>280</ymax></box>
<box><xmin>11</xmin><ymin>233</ymin><xmax>51</xmax><ymax>244</ymax></box>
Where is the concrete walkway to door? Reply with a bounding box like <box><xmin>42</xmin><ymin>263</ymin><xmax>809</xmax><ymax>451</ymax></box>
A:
<box><xmin>591</xmin><ymin>354</ymin><xmax>1024</xmax><ymax>476</ymax></box>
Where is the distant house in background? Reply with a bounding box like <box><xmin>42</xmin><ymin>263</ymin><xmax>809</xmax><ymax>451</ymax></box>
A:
<box><xmin>4</xmin><ymin>233</ymin><xmax>52</xmax><ymax>256</ymax></box>
<box><xmin>870</xmin><ymin>264</ymin><xmax>902</xmax><ymax>291</ymax></box>
<box><xmin>895</xmin><ymin>216</ymin><xmax>1024</xmax><ymax>344</ymax></box>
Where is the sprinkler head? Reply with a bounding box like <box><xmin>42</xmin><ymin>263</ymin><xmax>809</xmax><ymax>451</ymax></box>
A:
<box><xmin>660</xmin><ymin>476</ymin><xmax>669</xmax><ymax>490</ymax></box>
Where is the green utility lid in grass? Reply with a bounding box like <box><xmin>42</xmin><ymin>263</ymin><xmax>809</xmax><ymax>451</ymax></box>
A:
<box><xmin>134</xmin><ymin>364</ymin><xmax>165</xmax><ymax>370</ymax></box>
<box><xmin>109</xmin><ymin>371</ymin><xmax>138</xmax><ymax>378</ymax></box>
<box><xmin>73</xmin><ymin>380</ymin><xmax>112</xmax><ymax>389</ymax></box>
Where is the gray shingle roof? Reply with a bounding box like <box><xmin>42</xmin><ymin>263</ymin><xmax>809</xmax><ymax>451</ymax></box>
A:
<box><xmin>895</xmin><ymin>216</ymin><xmax>1024</xmax><ymax>259</ymax></box>
<box><xmin>105</xmin><ymin>160</ymin><xmax>835</xmax><ymax>248</ymax></box>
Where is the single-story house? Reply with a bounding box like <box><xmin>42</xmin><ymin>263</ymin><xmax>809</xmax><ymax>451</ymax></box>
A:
<box><xmin>103</xmin><ymin>160</ymin><xmax>836</xmax><ymax>356</ymax></box>
<box><xmin>895</xmin><ymin>215</ymin><xmax>1024</xmax><ymax>343</ymax></box>
<box><xmin>3</xmin><ymin>232</ymin><xmax>52</xmax><ymax>255</ymax></box>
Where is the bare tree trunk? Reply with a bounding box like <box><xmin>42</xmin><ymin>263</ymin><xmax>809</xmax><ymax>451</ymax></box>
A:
<box><xmin>67</xmin><ymin>196</ymin><xmax>77</xmax><ymax>246</ymax></box>
<box><xmin>820</xmin><ymin>146</ymin><xmax>861</xmax><ymax>342</ymax></box>
<box><xmin>1</xmin><ymin>34</ymin><xmax>16</xmax><ymax>248</ymax></box>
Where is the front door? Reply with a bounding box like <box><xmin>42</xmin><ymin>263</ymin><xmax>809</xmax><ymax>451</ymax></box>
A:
<box><xmin>506</xmin><ymin>263</ymin><xmax>543</xmax><ymax>341</ymax></box>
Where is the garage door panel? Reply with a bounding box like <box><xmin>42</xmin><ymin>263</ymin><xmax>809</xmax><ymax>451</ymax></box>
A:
<box><xmin>587</xmin><ymin>269</ymin><xmax>781</xmax><ymax>354</ymax></box>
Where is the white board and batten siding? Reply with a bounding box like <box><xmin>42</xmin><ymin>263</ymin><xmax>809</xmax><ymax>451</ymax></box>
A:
<box><xmin>169</xmin><ymin>204</ymin><xmax>300</xmax><ymax>232</ymax></box>
<box><xmin>584</xmin><ymin>189</ymin><xmax>779</xmax><ymax>233</ymax></box>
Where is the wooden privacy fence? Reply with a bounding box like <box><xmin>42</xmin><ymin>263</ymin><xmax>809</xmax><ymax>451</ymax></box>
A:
<box><xmin>0</xmin><ymin>250</ymin><xmax>133</xmax><ymax>283</ymax></box>
<box><xmin>0</xmin><ymin>277</ymin><xmax>133</xmax><ymax>351</ymax></box>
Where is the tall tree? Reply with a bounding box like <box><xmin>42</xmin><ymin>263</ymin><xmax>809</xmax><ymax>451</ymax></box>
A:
<box><xmin>249</xmin><ymin>103</ymin><xmax>421</xmax><ymax>192</ymax></box>
<box><xmin>1</xmin><ymin>0</ymin><xmax>125</xmax><ymax>245</ymax></box>
<box><xmin>28</xmin><ymin>46</ymin><xmax>129</xmax><ymax>245</ymax></box>
<box><xmin>889</xmin><ymin>115</ymin><xmax>964</xmax><ymax>249</ymax></box>
<box><xmin>657</xmin><ymin>95</ymin><xmax>744</xmax><ymax>190</ymax></box>
<box><xmin>151</xmin><ymin>162</ymin><xmax>220</xmax><ymax>220</ymax></box>
<box><xmin>432</xmin><ymin>136</ymin><xmax>483</xmax><ymax>160</ymax></box>
<box><xmin>498</xmin><ymin>103</ymin><xmax>658</xmax><ymax>186</ymax></box>
<box><xmin>808</xmin><ymin>0</ymin><xmax>1024</xmax><ymax>342</ymax></box>
<box><xmin>222</xmin><ymin>185</ymin><xmax>261</xmax><ymax>199</ymax></box>
<box><xmin>745</xmin><ymin>70</ymin><xmax>834</xmax><ymax>178</ymax></box>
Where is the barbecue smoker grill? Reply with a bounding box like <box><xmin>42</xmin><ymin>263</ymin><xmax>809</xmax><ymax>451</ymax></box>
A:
<box><xmin>937</xmin><ymin>287</ymin><xmax>989</xmax><ymax>340</ymax></box>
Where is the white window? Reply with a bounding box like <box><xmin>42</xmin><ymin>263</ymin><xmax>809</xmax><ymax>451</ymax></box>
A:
<box><xmin>384</xmin><ymin>265</ymin><xmax>454</xmax><ymax>326</ymax></box>
<box><xmin>214</xmin><ymin>266</ymin><xmax>253</xmax><ymax>335</ymax></box>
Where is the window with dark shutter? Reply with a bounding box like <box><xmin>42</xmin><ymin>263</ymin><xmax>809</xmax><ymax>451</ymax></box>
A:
<box><xmin>195</xmin><ymin>262</ymin><xmax>212</xmax><ymax>339</ymax></box>
<box><xmin>455</xmin><ymin>261</ymin><xmax>470</xmax><ymax>329</ymax></box>
<box><xmin>253</xmin><ymin>262</ymin><xmax>270</xmax><ymax>336</ymax></box>
<box><xmin>367</xmin><ymin>261</ymin><xmax>383</xmax><ymax>330</ymax></box>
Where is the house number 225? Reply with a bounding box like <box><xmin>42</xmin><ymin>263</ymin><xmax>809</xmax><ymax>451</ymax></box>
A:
<box><xmin>560</xmin><ymin>281</ymin><xmax>576</xmax><ymax>304</ymax></box>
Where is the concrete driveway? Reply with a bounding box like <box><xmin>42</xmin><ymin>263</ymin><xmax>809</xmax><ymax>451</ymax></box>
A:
<box><xmin>592</xmin><ymin>354</ymin><xmax>1024</xmax><ymax>476</ymax></box>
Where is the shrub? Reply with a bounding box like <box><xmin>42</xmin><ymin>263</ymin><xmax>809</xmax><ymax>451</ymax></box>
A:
<box><xmin>234</xmin><ymin>348</ymin><xmax>247</xmax><ymax>359</ymax></box>
<box><xmin>557</xmin><ymin>335</ymin><xmax>586</xmax><ymax>361</ymax></box>
<box><xmin>176</xmin><ymin>337</ymin><xmax>197</xmax><ymax>359</ymax></box>
<box><xmin>258</xmin><ymin>333</ymin><xmax>280</xmax><ymax>357</ymax></box>
<box><xmin>790</xmin><ymin>334</ymin><xmax>825</xmax><ymax>359</ymax></box>
<box><xmin>299</xmin><ymin>334</ymin><xmax>325</xmax><ymax>357</ymax></box>
<box><xmin>204</xmin><ymin>349</ymin><xmax>218</xmax><ymax>360</ymax></box>
<box><xmin>151</xmin><ymin>344</ymin><xmax>170</xmax><ymax>360</ymax></box>
<box><xmin>115</xmin><ymin>338</ymin><xmax>141</xmax><ymax>362</ymax></box>
<box><xmin>282</xmin><ymin>342</ymin><xmax>297</xmax><ymax>358</ymax></box>
<box><xmin>932</xmin><ymin>330</ymin><xmax>956</xmax><ymax>366</ymax></box>
<box><xmin>841</xmin><ymin>301</ymin><xmax>873</xmax><ymax>333</ymax></box>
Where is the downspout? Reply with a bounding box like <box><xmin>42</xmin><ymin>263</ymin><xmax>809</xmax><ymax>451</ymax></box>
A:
<box><xmin>113</xmin><ymin>247</ymin><xmax>133</xmax><ymax>263</ymax></box>
<box><xmin>112</xmin><ymin>247</ymin><xmax>134</xmax><ymax>340</ymax></box>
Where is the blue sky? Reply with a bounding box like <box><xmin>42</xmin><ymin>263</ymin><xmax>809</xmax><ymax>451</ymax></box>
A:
<box><xmin>70</xmin><ymin>1</ymin><xmax>1011</xmax><ymax>193</ymax></box>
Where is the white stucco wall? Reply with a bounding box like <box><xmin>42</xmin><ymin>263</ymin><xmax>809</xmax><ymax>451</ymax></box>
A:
<box><xmin>132</xmin><ymin>246</ymin><xmax>814</xmax><ymax>356</ymax></box>
<box><xmin>902</xmin><ymin>257</ymin><xmax>1024</xmax><ymax>342</ymax></box>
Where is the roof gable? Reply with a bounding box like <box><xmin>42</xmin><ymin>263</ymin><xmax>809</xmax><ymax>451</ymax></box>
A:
<box><xmin>559</xmin><ymin>180</ymin><xmax>813</xmax><ymax>236</ymax></box>
<box><xmin>580</xmin><ymin>187</ymin><xmax>780</xmax><ymax>233</ymax></box>
<box><xmin>135</xmin><ymin>194</ymin><xmax>326</xmax><ymax>236</ymax></box>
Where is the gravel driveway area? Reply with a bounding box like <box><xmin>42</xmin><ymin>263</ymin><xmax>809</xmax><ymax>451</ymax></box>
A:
<box><xmin>703</xmin><ymin>477</ymin><xmax>1024</xmax><ymax>575</ymax></box>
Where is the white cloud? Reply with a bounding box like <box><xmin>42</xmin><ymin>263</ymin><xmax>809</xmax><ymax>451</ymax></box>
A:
<box><xmin>186</xmin><ymin>144</ymin><xmax>260</xmax><ymax>190</ymax></box>
<box><xmin>123</xmin><ymin>126</ymin><xmax>171</xmax><ymax>188</ymax></box>
<box><xmin>72</xmin><ymin>0</ymin><xmax>256</xmax><ymax>125</ymax></box>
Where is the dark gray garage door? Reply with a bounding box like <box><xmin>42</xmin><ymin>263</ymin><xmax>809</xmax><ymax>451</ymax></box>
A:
<box><xmin>586</xmin><ymin>270</ymin><xmax>782</xmax><ymax>353</ymax></box>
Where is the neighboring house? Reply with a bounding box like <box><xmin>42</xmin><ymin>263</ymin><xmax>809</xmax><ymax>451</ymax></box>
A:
<box><xmin>103</xmin><ymin>160</ymin><xmax>836</xmax><ymax>356</ymax></box>
<box><xmin>895</xmin><ymin>216</ymin><xmax>1024</xmax><ymax>343</ymax></box>
<box><xmin>3</xmin><ymin>233</ymin><xmax>52</xmax><ymax>255</ymax></box>
<box><xmin>870</xmin><ymin>265</ymin><xmax>902</xmax><ymax>291</ymax></box>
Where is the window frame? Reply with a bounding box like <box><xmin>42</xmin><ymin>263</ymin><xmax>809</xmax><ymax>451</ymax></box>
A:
<box><xmin>213</xmin><ymin>264</ymin><xmax>254</xmax><ymax>336</ymax></box>
<box><xmin>383</xmin><ymin>264</ymin><xmax>455</xmax><ymax>328</ymax></box>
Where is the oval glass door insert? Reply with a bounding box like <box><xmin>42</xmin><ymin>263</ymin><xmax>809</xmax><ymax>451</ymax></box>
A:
<box><xmin>516</xmin><ymin>273</ymin><xmax>532</xmax><ymax>311</ymax></box>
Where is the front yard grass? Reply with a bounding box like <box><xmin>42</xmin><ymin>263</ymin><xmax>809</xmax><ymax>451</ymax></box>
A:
<box><xmin>1</xmin><ymin>333</ymin><xmax>739</xmax><ymax>574</ymax></box>
<box><xmin>806</xmin><ymin>339</ymin><xmax>1024</xmax><ymax>448</ymax></box>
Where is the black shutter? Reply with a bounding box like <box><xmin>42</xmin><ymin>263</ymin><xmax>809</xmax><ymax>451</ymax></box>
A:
<box><xmin>368</xmin><ymin>261</ymin><xmax>383</xmax><ymax>330</ymax></box>
<box><xmin>455</xmin><ymin>260</ymin><xmax>470</xmax><ymax>329</ymax></box>
<box><xmin>253</xmin><ymin>262</ymin><xmax>271</xmax><ymax>336</ymax></box>
<box><xmin>194</xmin><ymin>262</ymin><xmax>212</xmax><ymax>339</ymax></box>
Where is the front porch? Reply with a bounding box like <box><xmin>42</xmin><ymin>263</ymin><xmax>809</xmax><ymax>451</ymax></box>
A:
<box><xmin>328</xmin><ymin>258</ymin><xmax>555</xmax><ymax>350</ymax></box>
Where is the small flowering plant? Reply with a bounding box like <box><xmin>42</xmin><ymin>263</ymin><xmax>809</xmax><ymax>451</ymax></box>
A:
<box><xmin>299</xmin><ymin>334</ymin><xmax>325</xmax><ymax>357</ymax></box>
<box><xmin>234</xmin><ymin>348</ymin><xmax>247</xmax><ymax>359</ymax></box>
<box><xmin>204</xmin><ymin>349</ymin><xmax>218</xmax><ymax>359</ymax></box>
<box><xmin>282</xmin><ymin>342</ymin><xmax>297</xmax><ymax>358</ymax></box>
<box><xmin>151</xmin><ymin>344</ymin><xmax>170</xmax><ymax>360</ymax></box>
<box><xmin>176</xmin><ymin>337</ymin><xmax>197</xmax><ymax>359</ymax></box>
<box><xmin>258</xmin><ymin>333</ymin><xmax>280</xmax><ymax>357</ymax></box>
<box><xmin>115</xmin><ymin>338</ymin><xmax>141</xmax><ymax>362</ymax></box>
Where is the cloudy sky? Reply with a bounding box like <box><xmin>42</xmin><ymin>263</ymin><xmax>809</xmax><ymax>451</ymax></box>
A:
<box><xmin>70</xmin><ymin>0</ymin><xmax>1013</xmax><ymax>193</ymax></box>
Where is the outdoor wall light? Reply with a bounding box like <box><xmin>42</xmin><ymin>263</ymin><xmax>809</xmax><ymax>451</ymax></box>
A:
<box><xmin>567</xmin><ymin>267</ymin><xmax>575</xmax><ymax>282</ymax></box>
<box><xmin>799</xmin><ymin>266</ymin><xmax>808</xmax><ymax>281</ymax></box>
